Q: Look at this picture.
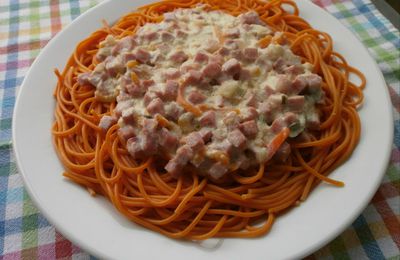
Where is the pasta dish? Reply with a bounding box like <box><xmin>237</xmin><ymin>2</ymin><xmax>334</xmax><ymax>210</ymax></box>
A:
<box><xmin>52</xmin><ymin>0</ymin><xmax>365</xmax><ymax>239</ymax></box>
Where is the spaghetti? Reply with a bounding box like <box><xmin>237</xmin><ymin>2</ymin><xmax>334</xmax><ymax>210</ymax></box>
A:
<box><xmin>52</xmin><ymin>0</ymin><xmax>365</xmax><ymax>239</ymax></box>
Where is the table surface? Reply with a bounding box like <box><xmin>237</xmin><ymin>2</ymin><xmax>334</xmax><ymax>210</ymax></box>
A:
<box><xmin>0</xmin><ymin>0</ymin><xmax>399</xmax><ymax>259</ymax></box>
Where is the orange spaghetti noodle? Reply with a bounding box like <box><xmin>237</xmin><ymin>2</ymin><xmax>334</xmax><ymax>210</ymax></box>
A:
<box><xmin>52</xmin><ymin>0</ymin><xmax>364</xmax><ymax>239</ymax></box>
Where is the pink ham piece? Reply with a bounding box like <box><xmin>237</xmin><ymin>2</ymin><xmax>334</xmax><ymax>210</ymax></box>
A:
<box><xmin>287</xmin><ymin>96</ymin><xmax>305</xmax><ymax>112</ymax></box>
<box><xmin>159</xmin><ymin>128</ymin><xmax>178</xmax><ymax>149</ymax></box>
<box><xmin>164</xmin><ymin>102</ymin><xmax>184</xmax><ymax>121</ymax></box>
<box><xmin>238</xmin><ymin>11</ymin><xmax>265</xmax><ymax>25</ymax></box>
<box><xmin>161</xmin><ymin>31</ymin><xmax>175</xmax><ymax>41</ymax></box>
<box><xmin>121</xmin><ymin>107</ymin><xmax>137</xmax><ymax>124</ymax></box>
<box><xmin>184</xmin><ymin>70</ymin><xmax>203</xmax><ymax>85</ymax></box>
<box><xmin>275</xmin><ymin>75</ymin><xmax>292</xmax><ymax>94</ymax></box>
<box><xmin>202</xmin><ymin>63</ymin><xmax>221</xmax><ymax>78</ymax></box>
<box><xmin>163</xmin><ymin>68</ymin><xmax>181</xmax><ymax>80</ymax></box>
<box><xmin>239</xmin><ymin>120</ymin><xmax>258</xmax><ymax>138</ymax></box>
<box><xmin>209</xmin><ymin>162</ymin><xmax>228</xmax><ymax>179</ymax></box>
<box><xmin>98</xmin><ymin>115</ymin><xmax>116</xmax><ymax>131</ymax></box>
<box><xmin>243</xmin><ymin>47</ymin><xmax>259</xmax><ymax>61</ymax></box>
<box><xmin>118</xmin><ymin>125</ymin><xmax>136</xmax><ymax>140</ymax></box>
<box><xmin>222</xmin><ymin>58</ymin><xmax>241</xmax><ymax>75</ymax></box>
<box><xmin>199</xmin><ymin>110</ymin><xmax>216</xmax><ymax>127</ymax></box>
<box><xmin>170</xmin><ymin>50</ymin><xmax>188</xmax><ymax>63</ymax></box>
<box><xmin>240</xmin><ymin>107</ymin><xmax>258</xmax><ymax>122</ymax></box>
<box><xmin>163</xmin><ymin>80</ymin><xmax>179</xmax><ymax>100</ymax></box>
<box><xmin>194</xmin><ymin>52</ymin><xmax>209</xmax><ymax>63</ymax></box>
<box><xmin>165</xmin><ymin>145</ymin><xmax>194</xmax><ymax>176</ymax></box>
<box><xmin>187</xmin><ymin>90</ymin><xmax>206</xmax><ymax>104</ymax></box>
<box><xmin>77</xmin><ymin>72</ymin><xmax>90</xmax><ymax>86</ymax></box>
<box><xmin>227</xmin><ymin>129</ymin><xmax>247</xmax><ymax>149</ymax></box>
<box><xmin>143</xmin><ymin>91</ymin><xmax>159</xmax><ymax>106</ymax></box>
<box><xmin>223</xmin><ymin>111</ymin><xmax>240</xmax><ymax>131</ymax></box>
<box><xmin>135</xmin><ymin>48</ymin><xmax>151</xmax><ymax>63</ymax></box>
<box><xmin>224</xmin><ymin>28</ymin><xmax>240</xmax><ymax>38</ymax></box>
<box><xmin>146</xmin><ymin>98</ymin><xmax>165</xmax><ymax>116</ymax></box>
<box><xmin>181</xmin><ymin>132</ymin><xmax>204</xmax><ymax>151</ymax></box>
<box><xmin>199</xmin><ymin>129</ymin><xmax>213</xmax><ymax>143</ymax></box>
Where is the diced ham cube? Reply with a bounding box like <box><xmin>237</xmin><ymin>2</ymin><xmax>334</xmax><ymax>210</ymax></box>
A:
<box><xmin>105</xmin><ymin>57</ymin><xmax>124</xmax><ymax>77</ymax></box>
<box><xmin>244</xmin><ymin>92</ymin><xmax>258</xmax><ymax>107</ymax></box>
<box><xmin>125</xmin><ymin>83</ymin><xmax>145</xmax><ymax>97</ymax></box>
<box><xmin>202</xmin><ymin>62</ymin><xmax>221</xmax><ymax>78</ymax></box>
<box><xmin>175</xmin><ymin>145</ymin><xmax>194</xmax><ymax>163</ymax></box>
<box><xmin>135</xmin><ymin>48</ymin><xmax>151</xmax><ymax>63</ymax></box>
<box><xmin>224</xmin><ymin>28</ymin><xmax>240</xmax><ymax>38</ymax></box>
<box><xmin>238</xmin><ymin>11</ymin><xmax>264</xmax><ymax>25</ymax></box>
<box><xmin>264</xmin><ymin>84</ymin><xmax>275</xmax><ymax>97</ymax></box>
<box><xmin>118</xmin><ymin>125</ymin><xmax>136</xmax><ymax>140</ymax></box>
<box><xmin>210</xmin><ymin>54</ymin><xmax>224</xmax><ymax>65</ymax></box>
<box><xmin>98</xmin><ymin>115</ymin><xmax>116</xmax><ymax>131</ymax></box>
<box><xmin>112</xmin><ymin>37</ymin><xmax>136</xmax><ymax>55</ymax></box>
<box><xmin>176</xmin><ymin>30</ymin><xmax>188</xmax><ymax>38</ymax></box>
<box><xmin>164</xmin><ymin>160</ymin><xmax>181</xmax><ymax>177</ymax></box>
<box><xmin>223</xmin><ymin>111</ymin><xmax>240</xmax><ymax>130</ymax></box>
<box><xmin>213</xmin><ymin>140</ymin><xmax>233</xmax><ymax>154</ymax></box>
<box><xmin>182</xmin><ymin>132</ymin><xmax>204</xmax><ymax>151</ymax></box>
<box><xmin>163</xmin><ymin>68</ymin><xmax>181</xmax><ymax>80</ymax></box>
<box><xmin>194</xmin><ymin>52</ymin><xmax>209</xmax><ymax>63</ymax></box>
<box><xmin>141</xmin><ymin>79</ymin><xmax>155</xmax><ymax>88</ymax></box>
<box><xmin>161</xmin><ymin>31</ymin><xmax>175</xmax><ymax>41</ymax></box>
<box><xmin>275</xmin><ymin>75</ymin><xmax>292</xmax><ymax>94</ymax></box>
<box><xmin>126</xmin><ymin>137</ymin><xmax>142</xmax><ymax>158</ymax></box>
<box><xmin>159</xmin><ymin>128</ymin><xmax>178</xmax><ymax>149</ymax></box>
<box><xmin>199</xmin><ymin>129</ymin><xmax>213</xmax><ymax>143</ymax></box>
<box><xmin>287</xmin><ymin>96</ymin><xmax>305</xmax><ymax>112</ymax></box>
<box><xmin>209</xmin><ymin>163</ymin><xmax>228</xmax><ymax>179</ymax></box>
<box><xmin>170</xmin><ymin>50</ymin><xmax>188</xmax><ymax>63</ymax></box>
<box><xmin>180</xmin><ymin>63</ymin><xmax>201</xmax><ymax>74</ymax></box>
<box><xmin>227</xmin><ymin>129</ymin><xmax>247</xmax><ymax>149</ymax></box>
<box><xmin>143</xmin><ymin>91</ymin><xmax>159</xmax><ymax>106</ymax></box>
<box><xmin>187</xmin><ymin>90</ymin><xmax>206</xmax><ymax>104</ymax></box>
<box><xmin>141</xmin><ymin>132</ymin><xmax>158</xmax><ymax>154</ymax></box>
<box><xmin>284</xmin><ymin>64</ymin><xmax>304</xmax><ymax>75</ymax></box>
<box><xmin>306</xmin><ymin>74</ymin><xmax>322</xmax><ymax>91</ymax></box>
<box><xmin>163</xmin><ymin>80</ymin><xmax>179</xmax><ymax>100</ymax></box>
<box><xmin>237</xmin><ymin>153</ymin><xmax>251</xmax><ymax>170</ymax></box>
<box><xmin>222</xmin><ymin>58</ymin><xmax>242</xmax><ymax>75</ymax></box>
<box><xmin>283</xmin><ymin>112</ymin><xmax>298</xmax><ymax>126</ymax></box>
<box><xmin>218</xmin><ymin>47</ymin><xmax>230</xmax><ymax>56</ymax></box>
<box><xmin>271</xmin><ymin>113</ymin><xmax>298</xmax><ymax>133</ymax></box>
<box><xmin>184</xmin><ymin>70</ymin><xmax>203</xmax><ymax>85</ymax></box>
<box><xmin>146</xmin><ymin>98</ymin><xmax>165</xmax><ymax>116</ymax></box>
<box><xmin>243</xmin><ymin>48</ymin><xmax>259</xmax><ymax>61</ymax></box>
<box><xmin>77</xmin><ymin>72</ymin><xmax>91</xmax><ymax>86</ymax></box>
<box><xmin>121</xmin><ymin>53</ymin><xmax>136</xmax><ymax>64</ymax></box>
<box><xmin>121</xmin><ymin>107</ymin><xmax>137</xmax><ymax>124</ymax></box>
<box><xmin>239</xmin><ymin>120</ymin><xmax>258</xmax><ymax>138</ymax></box>
<box><xmin>258</xmin><ymin>101</ymin><xmax>274</xmax><ymax>123</ymax></box>
<box><xmin>239</xmin><ymin>69</ymin><xmax>251</xmax><ymax>80</ymax></box>
<box><xmin>240</xmin><ymin>107</ymin><xmax>258</xmax><ymax>122</ymax></box>
<box><xmin>164</xmin><ymin>102</ymin><xmax>184</xmax><ymax>121</ymax></box>
<box><xmin>199</xmin><ymin>110</ymin><xmax>216</xmax><ymax>127</ymax></box>
<box><xmin>144</xmin><ymin>31</ymin><xmax>159</xmax><ymax>41</ymax></box>
<box><xmin>306</xmin><ymin>112</ymin><xmax>320</xmax><ymax>129</ymax></box>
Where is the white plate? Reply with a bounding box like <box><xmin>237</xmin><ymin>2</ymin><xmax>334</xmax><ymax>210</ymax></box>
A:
<box><xmin>12</xmin><ymin>0</ymin><xmax>393</xmax><ymax>259</ymax></box>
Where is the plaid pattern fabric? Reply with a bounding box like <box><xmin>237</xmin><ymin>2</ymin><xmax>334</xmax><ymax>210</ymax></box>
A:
<box><xmin>0</xmin><ymin>0</ymin><xmax>398</xmax><ymax>259</ymax></box>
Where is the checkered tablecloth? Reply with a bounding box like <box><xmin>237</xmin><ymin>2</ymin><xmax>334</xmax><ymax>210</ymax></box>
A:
<box><xmin>0</xmin><ymin>0</ymin><xmax>399</xmax><ymax>259</ymax></box>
